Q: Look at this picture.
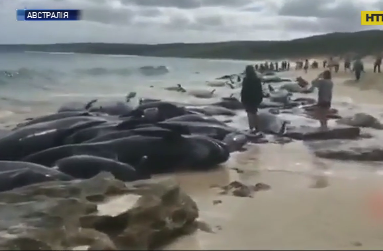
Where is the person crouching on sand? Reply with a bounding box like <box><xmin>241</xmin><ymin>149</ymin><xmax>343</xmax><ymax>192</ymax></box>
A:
<box><xmin>241</xmin><ymin>65</ymin><xmax>263</xmax><ymax>133</ymax></box>
<box><xmin>353</xmin><ymin>57</ymin><xmax>364</xmax><ymax>81</ymax></box>
<box><xmin>300</xmin><ymin>70</ymin><xmax>333</xmax><ymax>130</ymax></box>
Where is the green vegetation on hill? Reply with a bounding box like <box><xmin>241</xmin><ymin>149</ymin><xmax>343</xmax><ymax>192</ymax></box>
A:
<box><xmin>1</xmin><ymin>30</ymin><xmax>383</xmax><ymax>60</ymax></box>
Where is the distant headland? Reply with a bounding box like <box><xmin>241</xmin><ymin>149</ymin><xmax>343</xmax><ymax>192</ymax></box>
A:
<box><xmin>1</xmin><ymin>30</ymin><xmax>382</xmax><ymax>60</ymax></box>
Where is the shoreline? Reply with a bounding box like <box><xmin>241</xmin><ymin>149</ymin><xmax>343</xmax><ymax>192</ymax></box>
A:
<box><xmin>163</xmin><ymin>61</ymin><xmax>383</xmax><ymax>249</ymax></box>
<box><xmin>2</xmin><ymin>52</ymin><xmax>383</xmax><ymax>249</ymax></box>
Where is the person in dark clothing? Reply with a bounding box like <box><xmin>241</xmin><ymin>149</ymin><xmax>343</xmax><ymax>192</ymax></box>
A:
<box><xmin>353</xmin><ymin>58</ymin><xmax>364</xmax><ymax>81</ymax></box>
<box><xmin>374</xmin><ymin>55</ymin><xmax>381</xmax><ymax>73</ymax></box>
<box><xmin>240</xmin><ymin>65</ymin><xmax>263</xmax><ymax>132</ymax></box>
<box><xmin>303</xmin><ymin>59</ymin><xmax>309</xmax><ymax>73</ymax></box>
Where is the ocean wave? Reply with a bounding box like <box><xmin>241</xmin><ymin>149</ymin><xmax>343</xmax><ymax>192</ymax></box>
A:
<box><xmin>75</xmin><ymin>65</ymin><xmax>170</xmax><ymax>76</ymax></box>
<box><xmin>24</xmin><ymin>51</ymin><xmax>75</xmax><ymax>55</ymax></box>
<box><xmin>0</xmin><ymin>67</ymin><xmax>56</xmax><ymax>82</ymax></box>
<box><xmin>0</xmin><ymin>68</ymin><xmax>59</xmax><ymax>93</ymax></box>
<box><xmin>75</xmin><ymin>67</ymin><xmax>133</xmax><ymax>76</ymax></box>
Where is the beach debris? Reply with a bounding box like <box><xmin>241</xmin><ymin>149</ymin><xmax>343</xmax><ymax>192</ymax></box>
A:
<box><xmin>196</xmin><ymin>220</ymin><xmax>215</xmax><ymax>233</ymax></box>
<box><xmin>213</xmin><ymin>199</ymin><xmax>222</xmax><ymax>205</ymax></box>
<box><xmin>218</xmin><ymin>181</ymin><xmax>271</xmax><ymax>198</ymax></box>
<box><xmin>254</xmin><ymin>182</ymin><xmax>271</xmax><ymax>191</ymax></box>
<box><xmin>220</xmin><ymin>181</ymin><xmax>252</xmax><ymax>198</ymax></box>
<box><xmin>230</xmin><ymin>167</ymin><xmax>244</xmax><ymax>173</ymax></box>
<box><xmin>351</xmin><ymin>241</ymin><xmax>362</xmax><ymax>247</ymax></box>
<box><xmin>0</xmin><ymin>172</ymin><xmax>199</xmax><ymax>250</ymax></box>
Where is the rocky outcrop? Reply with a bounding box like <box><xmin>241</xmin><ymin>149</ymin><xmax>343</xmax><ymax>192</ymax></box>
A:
<box><xmin>336</xmin><ymin>113</ymin><xmax>383</xmax><ymax>130</ymax></box>
<box><xmin>0</xmin><ymin>172</ymin><xmax>199</xmax><ymax>250</ymax></box>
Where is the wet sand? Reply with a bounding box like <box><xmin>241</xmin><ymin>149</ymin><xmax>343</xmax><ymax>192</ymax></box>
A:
<box><xmin>162</xmin><ymin>60</ymin><xmax>383</xmax><ymax>249</ymax></box>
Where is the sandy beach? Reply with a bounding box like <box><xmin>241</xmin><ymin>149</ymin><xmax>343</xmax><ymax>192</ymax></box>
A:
<box><xmin>162</xmin><ymin>58</ymin><xmax>383</xmax><ymax>250</ymax></box>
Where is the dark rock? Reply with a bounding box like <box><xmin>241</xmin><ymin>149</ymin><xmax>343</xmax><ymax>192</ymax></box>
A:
<box><xmin>315</xmin><ymin>145</ymin><xmax>383</xmax><ymax>161</ymax></box>
<box><xmin>336</xmin><ymin>113</ymin><xmax>383</xmax><ymax>129</ymax></box>
<box><xmin>220</xmin><ymin>181</ymin><xmax>254</xmax><ymax>198</ymax></box>
<box><xmin>254</xmin><ymin>183</ymin><xmax>271</xmax><ymax>191</ymax></box>
<box><xmin>0</xmin><ymin>173</ymin><xmax>199</xmax><ymax>250</ymax></box>
<box><xmin>284</xmin><ymin>126</ymin><xmax>360</xmax><ymax>140</ymax></box>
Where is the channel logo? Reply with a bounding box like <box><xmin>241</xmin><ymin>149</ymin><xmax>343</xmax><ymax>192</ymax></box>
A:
<box><xmin>361</xmin><ymin>11</ymin><xmax>383</xmax><ymax>25</ymax></box>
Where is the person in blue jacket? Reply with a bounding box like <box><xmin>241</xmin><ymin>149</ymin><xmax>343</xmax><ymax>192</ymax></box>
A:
<box><xmin>241</xmin><ymin>65</ymin><xmax>263</xmax><ymax>132</ymax></box>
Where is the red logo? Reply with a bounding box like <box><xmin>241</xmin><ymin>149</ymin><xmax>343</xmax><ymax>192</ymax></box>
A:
<box><xmin>367</xmin><ymin>191</ymin><xmax>383</xmax><ymax>219</ymax></box>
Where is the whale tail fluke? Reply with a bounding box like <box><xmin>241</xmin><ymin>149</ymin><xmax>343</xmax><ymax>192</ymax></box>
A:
<box><xmin>278</xmin><ymin>121</ymin><xmax>287</xmax><ymax>136</ymax></box>
<box><xmin>126</xmin><ymin>92</ymin><xmax>137</xmax><ymax>102</ymax></box>
<box><xmin>84</xmin><ymin>99</ymin><xmax>98</xmax><ymax>110</ymax></box>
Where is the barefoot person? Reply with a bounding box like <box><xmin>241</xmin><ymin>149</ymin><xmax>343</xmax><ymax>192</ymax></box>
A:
<box><xmin>300</xmin><ymin>70</ymin><xmax>333</xmax><ymax>130</ymax></box>
<box><xmin>311</xmin><ymin>70</ymin><xmax>333</xmax><ymax>130</ymax></box>
<box><xmin>241</xmin><ymin>65</ymin><xmax>263</xmax><ymax>132</ymax></box>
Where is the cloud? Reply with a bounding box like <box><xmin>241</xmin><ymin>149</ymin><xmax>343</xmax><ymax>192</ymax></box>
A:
<box><xmin>0</xmin><ymin>0</ymin><xmax>381</xmax><ymax>44</ymax></box>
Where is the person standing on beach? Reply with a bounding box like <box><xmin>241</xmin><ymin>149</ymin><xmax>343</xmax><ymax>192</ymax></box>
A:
<box><xmin>311</xmin><ymin>70</ymin><xmax>333</xmax><ymax>130</ymax></box>
<box><xmin>353</xmin><ymin>57</ymin><xmax>364</xmax><ymax>81</ymax></box>
<box><xmin>374</xmin><ymin>54</ymin><xmax>381</xmax><ymax>73</ymax></box>
<box><xmin>240</xmin><ymin>65</ymin><xmax>263</xmax><ymax>133</ymax></box>
<box><xmin>344</xmin><ymin>56</ymin><xmax>351</xmax><ymax>72</ymax></box>
<box><xmin>303</xmin><ymin>59</ymin><xmax>309</xmax><ymax>73</ymax></box>
<box><xmin>299</xmin><ymin>70</ymin><xmax>333</xmax><ymax>130</ymax></box>
<box><xmin>333</xmin><ymin>57</ymin><xmax>339</xmax><ymax>73</ymax></box>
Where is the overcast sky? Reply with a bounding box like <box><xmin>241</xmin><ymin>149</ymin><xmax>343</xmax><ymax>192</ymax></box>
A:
<box><xmin>0</xmin><ymin>0</ymin><xmax>382</xmax><ymax>44</ymax></box>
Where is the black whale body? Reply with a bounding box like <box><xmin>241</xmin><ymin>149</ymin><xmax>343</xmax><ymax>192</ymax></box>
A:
<box><xmin>63</xmin><ymin>116</ymin><xmax>159</xmax><ymax>144</ymax></box>
<box><xmin>22</xmin><ymin>134</ymin><xmax>230</xmax><ymax>174</ymax></box>
<box><xmin>0</xmin><ymin>161</ymin><xmax>73</xmax><ymax>180</ymax></box>
<box><xmin>55</xmin><ymin>155</ymin><xmax>144</xmax><ymax>181</ymax></box>
<box><xmin>89</xmin><ymin>101</ymin><xmax>134</xmax><ymax>116</ymax></box>
<box><xmin>156</xmin><ymin>120</ymin><xmax>237</xmax><ymax>140</ymax></box>
<box><xmin>85</xmin><ymin>126</ymin><xmax>181</xmax><ymax>143</ymax></box>
<box><xmin>16</xmin><ymin>111</ymin><xmax>93</xmax><ymax>128</ymax></box>
<box><xmin>122</xmin><ymin>101</ymin><xmax>187</xmax><ymax>120</ymax></box>
<box><xmin>0</xmin><ymin>169</ymin><xmax>73</xmax><ymax>192</ymax></box>
<box><xmin>0</xmin><ymin>116</ymin><xmax>107</xmax><ymax>160</ymax></box>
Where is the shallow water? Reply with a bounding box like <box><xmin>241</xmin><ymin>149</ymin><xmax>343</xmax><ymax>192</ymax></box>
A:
<box><xmin>2</xmin><ymin>52</ymin><xmax>383</xmax><ymax>249</ymax></box>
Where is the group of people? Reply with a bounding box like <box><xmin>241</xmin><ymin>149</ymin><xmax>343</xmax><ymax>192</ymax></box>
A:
<box><xmin>242</xmin><ymin>53</ymin><xmax>383</xmax><ymax>132</ymax></box>
<box><xmin>254</xmin><ymin>61</ymin><xmax>290</xmax><ymax>72</ymax></box>
<box><xmin>240</xmin><ymin>65</ymin><xmax>333</xmax><ymax>133</ymax></box>
<box><xmin>298</xmin><ymin>55</ymin><xmax>381</xmax><ymax>82</ymax></box>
